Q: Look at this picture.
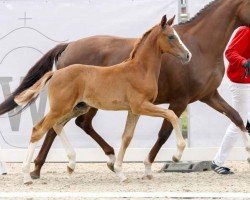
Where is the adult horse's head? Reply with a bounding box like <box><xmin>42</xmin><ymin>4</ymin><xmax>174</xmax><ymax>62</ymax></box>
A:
<box><xmin>238</xmin><ymin>0</ymin><xmax>250</xmax><ymax>26</ymax></box>
<box><xmin>158</xmin><ymin>15</ymin><xmax>191</xmax><ymax>64</ymax></box>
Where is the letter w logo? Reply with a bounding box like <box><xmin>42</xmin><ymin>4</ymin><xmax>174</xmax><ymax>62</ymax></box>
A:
<box><xmin>0</xmin><ymin>77</ymin><xmax>47</xmax><ymax>132</ymax></box>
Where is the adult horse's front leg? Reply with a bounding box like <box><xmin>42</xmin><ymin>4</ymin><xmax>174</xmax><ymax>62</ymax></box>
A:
<box><xmin>201</xmin><ymin>90</ymin><xmax>250</xmax><ymax>156</ymax></box>
<box><xmin>75</xmin><ymin>108</ymin><xmax>116</xmax><ymax>171</ymax></box>
<box><xmin>131</xmin><ymin>101</ymin><xmax>187</xmax><ymax>179</ymax></box>
<box><xmin>114</xmin><ymin>111</ymin><xmax>139</xmax><ymax>182</ymax></box>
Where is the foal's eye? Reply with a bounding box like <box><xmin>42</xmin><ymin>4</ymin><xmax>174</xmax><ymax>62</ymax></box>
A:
<box><xmin>168</xmin><ymin>35</ymin><xmax>175</xmax><ymax>40</ymax></box>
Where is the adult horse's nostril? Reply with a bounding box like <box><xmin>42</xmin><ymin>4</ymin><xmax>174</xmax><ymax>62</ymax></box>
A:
<box><xmin>187</xmin><ymin>53</ymin><xmax>190</xmax><ymax>60</ymax></box>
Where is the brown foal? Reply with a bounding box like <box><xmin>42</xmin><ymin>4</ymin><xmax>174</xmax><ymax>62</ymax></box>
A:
<box><xmin>14</xmin><ymin>15</ymin><xmax>191</xmax><ymax>184</ymax></box>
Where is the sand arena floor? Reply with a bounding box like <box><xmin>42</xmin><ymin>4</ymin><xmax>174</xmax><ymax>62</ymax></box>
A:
<box><xmin>0</xmin><ymin>161</ymin><xmax>249</xmax><ymax>199</ymax></box>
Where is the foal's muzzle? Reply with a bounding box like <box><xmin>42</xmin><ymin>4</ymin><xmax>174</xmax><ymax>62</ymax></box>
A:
<box><xmin>181</xmin><ymin>51</ymin><xmax>192</xmax><ymax>64</ymax></box>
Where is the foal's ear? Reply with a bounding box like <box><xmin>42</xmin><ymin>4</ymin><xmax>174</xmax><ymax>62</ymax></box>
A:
<box><xmin>161</xmin><ymin>15</ymin><xmax>167</xmax><ymax>29</ymax></box>
<box><xmin>167</xmin><ymin>15</ymin><xmax>175</xmax><ymax>26</ymax></box>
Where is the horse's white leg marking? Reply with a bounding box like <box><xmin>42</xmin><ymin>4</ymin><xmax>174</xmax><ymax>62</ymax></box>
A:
<box><xmin>0</xmin><ymin>144</ymin><xmax>7</xmax><ymax>174</ymax></box>
<box><xmin>114</xmin><ymin>112</ymin><xmax>139</xmax><ymax>182</ymax></box>
<box><xmin>54</xmin><ymin>125</ymin><xmax>76</xmax><ymax>173</ymax></box>
<box><xmin>173</xmin><ymin>29</ymin><xmax>192</xmax><ymax>62</ymax></box>
<box><xmin>142</xmin><ymin>156</ymin><xmax>153</xmax><ymax>180</ymax></box>
<box><xmin>22</xmin><ymin>142</ymin><xmax>38</xmax><ymax>184</ymax></box>
<box><xmin>107</xmin><ymin>154</ymin><xmax>116</xmax><ymax>169</ymax></box>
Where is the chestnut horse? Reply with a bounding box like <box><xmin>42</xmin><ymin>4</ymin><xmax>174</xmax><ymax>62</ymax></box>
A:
<box><xmin>0</xmin><ymin>0</ymin><xmax>250</xmax><ymax>179</ymax></box>
<box><xmin>12</xmin><ymin>16</ymin><xmax>190</xmax><ymax>184</ymax></box>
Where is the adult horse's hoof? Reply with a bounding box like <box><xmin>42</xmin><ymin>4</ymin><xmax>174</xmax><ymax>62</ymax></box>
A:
<box><xmin>172</xmin><ymin>155</ymin><xmax>180</xmax><ymax>163</ymax></box>
<box><xmin>107</xmin><ymin>162</ymin><xmax>115</xmax><ymax>172</ymax></box>
<box><xmin>247</xmin><ymin>157</ymin><xmax>250</xmax><ymax>164</ymax></box>
<box><xmin>67</xmin><ymin>166</ymin><xmax>74</xmax><ymax>174</ymax></box>
<box><xmin>30</xmin><ymin>170</ymin><xmax>40</xmax><ymax>179</ymax></box>
<box><xmin>107</xmin><ymin>154</ymin><xmax>116</xmax><ymax>172</ymax></box>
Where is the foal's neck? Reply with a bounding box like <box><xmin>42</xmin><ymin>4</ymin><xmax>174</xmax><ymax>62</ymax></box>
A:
<box><xmin>132</xmin><ymin>35</ymin><xmax>162</xmax><ymax>78</ymax></box>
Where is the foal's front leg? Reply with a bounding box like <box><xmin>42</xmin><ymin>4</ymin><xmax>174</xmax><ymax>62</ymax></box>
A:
<box><xmin>114</xmin><ymin>111</ymin><xmax>139</xmax><ymax>182</ymax></box>
<box><xmin>131</xmin><ymin>101</ymin><xmax>186</xmax><ymax>179</ymax></box>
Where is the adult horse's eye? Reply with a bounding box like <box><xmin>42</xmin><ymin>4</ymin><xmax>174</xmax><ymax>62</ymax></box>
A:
<box><xmin>168</xmin><ymin>35</ymin><xmax>175</xmax><ymax>40</ymax></box>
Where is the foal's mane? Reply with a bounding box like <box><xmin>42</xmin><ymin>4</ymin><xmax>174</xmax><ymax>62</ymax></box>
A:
<box><xmin>126</xmin><ymin>25</ymin><xmax>158</xmax><ymax>61</ymax></box>
<box><xmin>179</xmin><ymin>0</ymin><xmax>220</xmax><ymax>25</ymax></box>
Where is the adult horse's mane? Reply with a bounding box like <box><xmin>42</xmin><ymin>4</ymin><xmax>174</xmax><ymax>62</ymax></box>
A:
<box><xmin>126</xmin><ymin>25</ymin><xmax>158</xmax><ymax>61</ymax></box>
<box><xmin>180</xmin><ymin>0</ymin><xmax>220</xmax><ymax>25</ymax></box>
<box><xmin>127</xmin><ymin>0</ymin><xmax>220</xmax><ymax>60</ymax></box>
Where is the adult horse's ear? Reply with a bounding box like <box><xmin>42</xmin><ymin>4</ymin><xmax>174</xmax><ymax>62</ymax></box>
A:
<box><xmin>161</xmin><ymin>15</ymin><xmax>167</xmax><ymax>29</ymax></box>
<box><xmin>167</xmin><ymin>15</ymin><xmax>175</xmax><ymax>26</ymax></box>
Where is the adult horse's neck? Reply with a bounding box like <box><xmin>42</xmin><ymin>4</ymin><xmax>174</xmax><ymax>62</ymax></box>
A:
<box><xmin>178</xmin><ymin>0</ymin><xmax>243</xmax><ymax>58</ymax></box>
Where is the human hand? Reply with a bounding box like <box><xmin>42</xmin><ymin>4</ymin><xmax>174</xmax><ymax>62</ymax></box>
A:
<box><xmin>243</xmin><ymin>59</ymin><xmax>250</xmax><ymax>78</ymax></box>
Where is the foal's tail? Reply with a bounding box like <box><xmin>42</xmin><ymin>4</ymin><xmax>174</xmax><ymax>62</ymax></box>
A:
<box><xmin>0</xmin><ymin>43</ymin><xmax>68</xmax><ymax>115</ymax></box>
<box><xmin>14</xmin><ymin>72</ymin><xmax>54</xmax><ymax>107</ymax></box>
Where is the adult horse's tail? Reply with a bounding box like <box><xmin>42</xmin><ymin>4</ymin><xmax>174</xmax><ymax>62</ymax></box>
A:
<box><xmin>0</xmin><ymin>43</ymin><xmax>68</xmax><ymax>115</ymax></box>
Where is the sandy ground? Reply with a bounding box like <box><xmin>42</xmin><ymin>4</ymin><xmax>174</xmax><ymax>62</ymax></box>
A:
<box><xmin>0</xmin><ymin>161</ymin><xmax>250</xmax><ymax>199</ymax></box>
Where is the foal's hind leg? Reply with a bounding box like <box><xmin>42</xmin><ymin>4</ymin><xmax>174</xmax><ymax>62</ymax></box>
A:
<box><xmin>22</xmin><ymin>111</ymin><xmax>61</xmax><ymax>185</ymax></box>
<box><xmin>114</xmin><ymin>111</ymin><xmax>139</xmax><ymax>182</ymax></box>
<box><xmin>53</xmin><ymin>125</ymin><xmax>76</xmax><ymax>174</ymax></box>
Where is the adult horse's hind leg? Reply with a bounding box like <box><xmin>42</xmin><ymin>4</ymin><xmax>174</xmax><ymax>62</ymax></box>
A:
<box><xmin>75</xmin><ymin>108</ymin><xmax>116</xmax><ymax>171</ymax></box>
<box><xmin>22</xmin><ymin>111</ymin><xmax>61</xmax><ymax>185</ymax></box>
<box><xmin>114</xmin><ymin>111</ymin><xmax>139</xmax><ymax>182</ymax></box>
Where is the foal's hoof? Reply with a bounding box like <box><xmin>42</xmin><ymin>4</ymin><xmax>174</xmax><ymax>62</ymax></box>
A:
<box><xmin>24</xmin><ymin>180</ymin><xmax>33</xmax><ymax>185</ymax></box>
<box><xmin>30</xmin><ymin>171</ymin><xmax>40</xmax><ymax>179</ymax></box>
<box><xmin>24</xmin><ymin>181</ymin><xmax>33</xmax><ymax>185</ymax></box>
<box><xmin>172</xmin><ymin>155</ymin><xmax>180</xmax><ymax>163</ymax></box>
<box><xmin>107</xmin><ymin>162</ymin><xmax>115</xmax><ymax>172</ymax></box>
<box><xmin>141</xmin><ymin>174</ymin><xmax>153</xmax><ymax>180</ymax></box>
<box><xmin>247</xmin><ymin>158</ymin><xmax>250</xmax><ymax>164</ymax></box>
<box><xmin>67</xmin><ymin>166</ymin><xmax>74</xmax><ymax>174</ymax></box>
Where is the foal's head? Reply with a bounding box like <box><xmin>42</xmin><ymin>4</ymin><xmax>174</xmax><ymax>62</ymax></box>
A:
<box><xmin>157</xmin><ymin>15</ymin><xmax>191</xmax><ymax>64</ymax></box>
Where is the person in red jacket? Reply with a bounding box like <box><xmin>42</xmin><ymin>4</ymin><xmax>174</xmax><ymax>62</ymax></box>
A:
<box><xmin>211</xmin><ymin>26</ymin><xmax>250</xmax><ymax>174</ymax></box>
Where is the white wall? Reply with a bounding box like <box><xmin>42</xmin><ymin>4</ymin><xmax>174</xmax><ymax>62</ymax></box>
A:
<box><xmin>0</xmin><ymin>0</ymin><xmax>246</xmax><ymax>162</ymax></box>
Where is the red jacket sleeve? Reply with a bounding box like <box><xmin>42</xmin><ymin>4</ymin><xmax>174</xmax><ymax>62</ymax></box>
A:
<box><xmin>225</xmin><ymin>28</ymin><xmax>249</xmax><ymax>67</ymax></box>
